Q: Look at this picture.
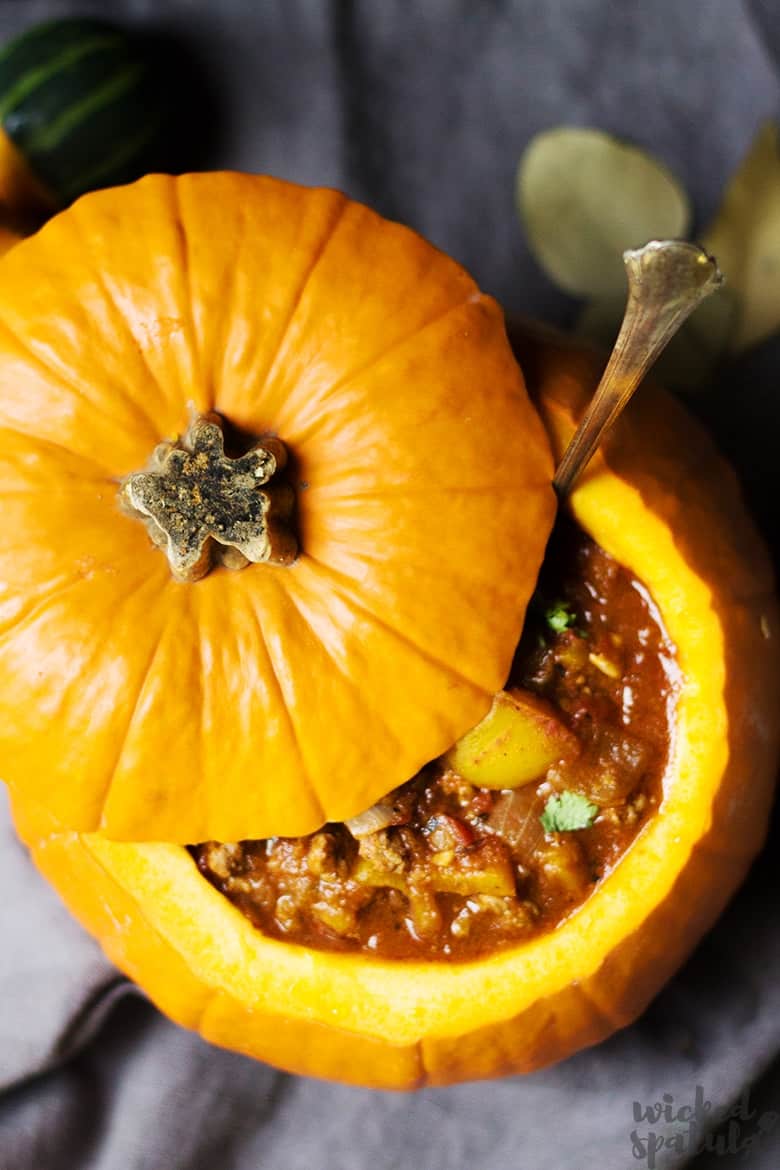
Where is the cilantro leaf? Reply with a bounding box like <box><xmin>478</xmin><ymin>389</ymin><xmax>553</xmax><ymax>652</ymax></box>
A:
<box><xmin>540</xmin><ymin>790</ymin><xmax>599</xmax><ymax>833</ymax></box>
<box><xmin>544</xmin><ymin>601</ymin><xmax>578</xmax><ymax>633</ymax></box>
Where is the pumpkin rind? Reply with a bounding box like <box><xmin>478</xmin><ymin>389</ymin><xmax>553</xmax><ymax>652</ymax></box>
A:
<box><xmin>11</xmin><ymin>323</ymin><xmax>779</xmax><ymax>1087</ymax></box>
<box><xmin>0</xmin><ymin>173</ymin><xmax>555</xmax><ymax>842</ymax></box>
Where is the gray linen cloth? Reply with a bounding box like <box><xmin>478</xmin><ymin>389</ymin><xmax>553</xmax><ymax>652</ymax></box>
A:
<box><xmin>1</xmin><ymin>2</ymin><xmax>780</xmax><ymax>1167</ymax></box>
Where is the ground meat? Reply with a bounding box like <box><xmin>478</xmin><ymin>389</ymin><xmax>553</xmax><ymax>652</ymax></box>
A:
<box><xmin>193</xmin><ymin>518</ymin><xmax>677</xmax><ymax>960</ymax></box>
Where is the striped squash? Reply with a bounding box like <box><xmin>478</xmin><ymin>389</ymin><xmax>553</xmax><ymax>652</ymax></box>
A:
<box><xmin>0</xmin><ymin>17</ymin><xmax>162</xmax><ymax>213</ymax></box>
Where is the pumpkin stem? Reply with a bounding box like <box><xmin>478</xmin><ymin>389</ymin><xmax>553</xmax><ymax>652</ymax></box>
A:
<box><xmin>119</xmin><ymin>412</ymin><xmax>297</xmax><ymax>582</ymax></box>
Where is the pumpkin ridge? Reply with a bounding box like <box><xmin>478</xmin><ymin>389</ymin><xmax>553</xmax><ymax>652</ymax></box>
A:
<box><xmin>268</xmin><ymin>573</ymin><xmax>411</xmax><ymax>806</ymax></box>
<box><xmin>189</xmin><ymin>588</ymin><xmax>211</xmax><ymax>838</ymax></box>
<box><xmin>0</xmin><ymin>297</ymin><xmax>161</xmax><ymax>451</ymax></box>
<box><xmin>164</xmin><ymin>176</ymin><xmax>202</xmax><ymax>401</ymax></box>
<box><xmin>300</xmin><ymin>553</ymin><xmax>497</xmax><ymax>698</ymax></box>
<box><xmin>55</xmin><ymin>830</ymin><xmax>215</xmax><ymax>1029</ymax></box>
<box><xmin>0</xmin><ymin>426</ymin><xmax>113</xmax><ymax>479</ymax></box>
<box><xmin>245</xmin><ymin>585</ymin><xmax>328</xmax><ymax>829</ymax></box>
<box><xmin>96</xmin><ymin>596</ymin><xmax>178</xmax><ymax>833</ymax></box>
<box><xmin>300</xmin><ymin>482</ymin><xmax>547</xmax><ymax>502</ymax></box>
<box><xmin>270</xmin><ymin>569</ymin><xmax>418</xmax><ymax>781</ymax></box>
<box><xmin>210</xmin><ymin>189</ymin><xmax>250</xmax><ymax>410</ymax></box>
<box><xmin>0</xmin><ymin>568</ymin><xmax>170</xmax><ymax>832</ymax></box>
<box><xmin>0</xmin><ymin>571</ymin><xmax>90</xmax><ymax>643</ymax></box>
<box><xmin>191</xmin><ymin>984</ymin><xmax>222</xmax><ymax>1050</ymax></box>
<box><xmin>249</xmin><ymin>192</ymin><xmax>350</xmax><ymax>406</ymax></box>
<box><xmin>566</xmin><ymin>948</ymin><xmax>639</xmax><ymax>1032</ymax></box>
<box><xmin>192</xmin><ymin>576</ymin><xmax>331</xmax><ymax>839</ymax></box>
<box><xmin>278</xmin><ymin>292</ymin><xmax>486</xmax><ymax>447</ymax></box>
<box><xmin>257</xmin><ymin>195</ymin><xmax>478</xmax><ymax>412</ymax></box>
<box><xmin>69</xmin><ymin>833</ymin><xmax>429</xmax><ymax>1084</ymax></box>
<box><xmin>68</xmin><ymin>200</ymin><xmax>183</xmax><ymax>441</ymax></box>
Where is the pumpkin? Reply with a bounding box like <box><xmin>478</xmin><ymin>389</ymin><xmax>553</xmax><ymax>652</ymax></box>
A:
<box><xmin>0</xmin><ymin>171</ymin><xmax>555</xmax><ymax>843</ymax></box>
<box><xmin>0</xmin><ymin>17</ymin><xmax>163</xmax><ymax>235</ymax></box>
<box><xmin>11</xmin><ymin>319</ymin><xmax>777</xmax><ymax>1086</ymax></box>
<box><xmin>4</xmin><ymin>177</ymin><xmax>779</xmax><ymax>1088</ymax></box>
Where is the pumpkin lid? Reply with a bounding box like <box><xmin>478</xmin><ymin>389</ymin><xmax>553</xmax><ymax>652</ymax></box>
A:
<box><xmin>0</xmin><ymin>172</ymin><xmax>555</xmax><ymax>843</ymax></box>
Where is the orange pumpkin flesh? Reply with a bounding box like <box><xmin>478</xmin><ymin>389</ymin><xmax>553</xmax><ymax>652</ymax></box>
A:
<box><xmin>10</xmin><ymin>320</ymin><xmax>779</xmax><ymax>1088</ymax></box>
<box><xmin>0</xmin><ymin>173</ymin><xmax>554</xmax><ymax>843</ymax></box>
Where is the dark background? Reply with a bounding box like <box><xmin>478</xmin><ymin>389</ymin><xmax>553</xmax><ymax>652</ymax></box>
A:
<box><xmin>1</xmin><ymin>2</ymin><xmax>780</xmax><ymax>1168</ymax></box>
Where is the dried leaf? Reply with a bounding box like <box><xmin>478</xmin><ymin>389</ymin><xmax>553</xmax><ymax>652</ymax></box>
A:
<box><xmin>703</xmin><ymin>121</ymin><xmax>780</xmax><ymax>351</ymax></box>
<box><xmin>517</xmin><ymin>128</ymin><xmax>691</xmax><ymax>299</ymax></box>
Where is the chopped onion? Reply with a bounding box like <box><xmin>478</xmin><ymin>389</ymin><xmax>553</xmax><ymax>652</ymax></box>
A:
<box><xmin>487</xmin><ymin>788</ymin><xmax>546</xmax><ymax>858</ymax></box>
<box><xmin>345</xmin><ymin>800</ymin><xmax>397</xmax><ymax>838</ymax></box>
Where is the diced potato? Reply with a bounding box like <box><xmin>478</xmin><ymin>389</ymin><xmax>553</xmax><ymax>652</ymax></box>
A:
<box><xmin>310</xmin><ymin>900</ymin><xmax>358</xmax><ymax>937</ymax></box>
<box><xmin>450</xmin><ymin>895</ymin><xmax>536</xmax><ymax>939</ymax></box>
<box><xmin>434</xmin><ymin>839</ymin><xmax>516</xmax><ymax>897</ymax></box>
<box><xmin>535</xmin><ymin>837</ymin><xmax>590</xmax><ymax>896</ymax></box>
<box><xmin>430</xmin><ymin>850</ymin><xmax>516</xmax><ymax>898</ymax></box>
<box><xmin>352</xmin><ymin>858</ymin><xmax>409</xmax><ymax>893</ymax></box>
<box><xmin>555</xmin><ymin>633</ymin><xmax>589</xmax><ymax>672</ymax></box>
<box><xmin>274</xmin><ymin>894</ymin><xmax>300</xmax><ymax>927</ymax></box>
<box><xmin>407</xmin><ymin>890</ymin><xmax>442</xmax><ymax>938</ymax></box>
<box><xmin>306</xmin><ymin>832</ymin><xmax>338</xmax><ymax>877</ymax></box>
<box><xmin>199</xmin><ymin>841</ymin><xmax>242</xmax><ymax>880</ymax></box>
<box><xmin>431</xmin><ymin>849</ymin><xmax>456</xmax><ymax>866</ymax></box>
<box><xmin>353</xmin><ymin>840</ymin><xmax>516</xmax><ymax>901</ymax></box>
<box><xmin>445</xmin><ymin>688</ymin><xmax>578</xmax><ymax>789</ymax></box>
<box><xmin>588</xmin><ymin>651</ymin><xmax>621</xmax><ymax>679</ymax></box>
<box><xmin>356</xmin><ymin>830</ymin><xmax>407</xmax><ymax>873</ymax></box>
